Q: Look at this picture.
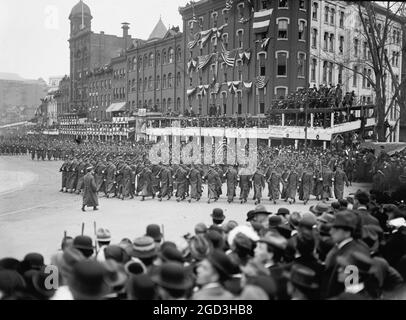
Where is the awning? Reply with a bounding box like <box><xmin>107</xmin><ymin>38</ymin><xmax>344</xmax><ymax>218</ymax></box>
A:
<box><xmin>106</xmin><ymin>102</ymin><xmax>126</xmax><ymax>113</ymax></box>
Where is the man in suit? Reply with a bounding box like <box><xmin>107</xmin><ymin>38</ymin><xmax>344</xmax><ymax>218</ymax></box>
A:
<box><xmin>192</xmin><ymin>250</ymin><xmax>235</xmax><ymax>300</ymax></box>
<box><xmin>321</xmin><ymin>210</ymin><xmax>370</xmax><ymax>298</ymax></box>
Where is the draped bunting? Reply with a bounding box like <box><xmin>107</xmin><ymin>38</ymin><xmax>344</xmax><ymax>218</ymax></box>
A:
<box><xmin>200</xmin><ymin>29</ymin><xmax>213</xmax><ymax>48</ymax></box>
<box><xmin>227</xmin><ymin>81</ymin><xmax>240</xmax><ymax>94</ymax></box>
<box><xmin>187</xmin><ymin>58</ymin><xmax>197</xmax><ymax>74</ymax></box>
<box><xmin>211</xmin><ymin>82</ymin><xmax>221</xmax><ymax>94</ymax></box>
<box><xmin>261</xmin><ymin>38</ymin><xmax>270</xmax><ymax>51</ymax></box>
<box><xmin>197</xmin><ymin>54</ymin><xmax>213</xmax><ymax>70</ymax></box>
<box><xmin>253</xmin><ymin>9</ymin><xmax>273</xmax><ymax>34</ymax></box>
<box><xmin>243</xmin><ymin>81</ymin><xmax>253</xmax><ymax>93</ymax></box>
<box><xmin>255</xmin><ymin>76</ymin><xmax>268</xmax><ymax>89</ymax></box>
<box><xmin>225</xmin><ymin>0</ymin><xmax>234</xmax><ymax>10</ymax></box>
<box><xmin>188</xmin><ymin>33</ymin><xmax>201</xmax><ymax>49</ymax></box>
<box><xmin>197</xmin><ymin>25</ymin><xmax>226</xmax><ymax>49</ymax></box>
<box><xmin>238</xmin><ymin>50</ymin><xmax>252</xmax><ymax>63</ymax></box>
<box><xmin>187</xmin><ymin>88</ymin><xmax>197</xmax><ymax>97</ymax></box>
<box><xmin>198</xmin><ymin>85</ymin><xmax>210</xmax><ymax>96</ymax></box>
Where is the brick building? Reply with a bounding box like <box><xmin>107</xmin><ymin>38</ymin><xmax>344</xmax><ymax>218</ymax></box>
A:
<box><xmin>55</xmin><ymin>75</ymin><xmax>71</xmax><ymax>117</ymax></box>
<box><xmin>179</xmin><ymin>0</ymin><xmax>310</xmax><ymax>116</ymax></box>
<box><xmin>68</xmin><ymin>1</ymin><xmax>134</xmax><ymax>115</ymax></box>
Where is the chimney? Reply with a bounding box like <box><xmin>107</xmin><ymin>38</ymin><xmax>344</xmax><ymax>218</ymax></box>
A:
<box><xmin>122</xmin><ymin>22</ymin><xmax>130</xmax><ymax>50</ymax></box>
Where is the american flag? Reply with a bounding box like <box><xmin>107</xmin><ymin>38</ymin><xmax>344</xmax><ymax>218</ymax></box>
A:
<box><xmin>220</xmin><ymin>43</ymin><xmax>236</xmax><ymax>67</ymax></box>
<box><xmin>225</xmin><ymin>0</ymin><xmax>233</xmax><ymax>10</ymax></box>
<box><xmin>256</xmin><ymin>76</ymin><xmax>268</xmax><ymax>89</ymax></box>
<box><xmin>197</xmin><ymin>54</ymin><xmax>213</xmax><ymax>70</ymax></box>
<box><xmin>253</xmin><ymin>9</ymin><xmax>273</xmax><ymax>34</ymax></box>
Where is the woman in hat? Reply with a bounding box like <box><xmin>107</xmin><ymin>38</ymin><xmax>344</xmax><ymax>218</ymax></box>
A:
<box><xmin>81</xmin><ymin>166</ymin><xmax>99</xmax><ymax>212</ymax></box>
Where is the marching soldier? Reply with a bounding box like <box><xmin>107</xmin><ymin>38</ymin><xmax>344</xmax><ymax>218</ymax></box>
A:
<box><xmin>59</xmin><ymin>158</ymin><xmax>70</xmax><ymax>192</ymax></box>
<box><xmin>204</xmin><ymin>164</ymin><xmax>221</xmax><ymax>204</ymax></box>
<box><xmin>157</xmin><ymin>164</ymin><xmax>172</xmax><ymax>201</ymax></box>
<box><xmin>173</xmin><ymin>164</ymin><xmax>188</xmax><ymax>202</ymax></box>
<box><xmin>334</xmin><ymin>164</ymin><xmax>349</xmax><ymax>200</ymax></box>
<box><xmin>224</xmin><ymin>164</ymin><xmax>238</xmax><ymax>204</ymax></box>
<box><xmin>239</xmin><ymin>167</ymin><xmax>252</xmax><ymax>204</ymax></box>
<box><xmin>301</xmin><ymin>164</ymin><xmax>314</xmax><ymax>205</ymax></box>
<box><xmin>267</xmin><ymin>166</ymin><xmax>281</xmax><ymax>205</ymax></box>
<box><xmin>187</xmin><ymin>163</ymin><xmax>202</xmax><ymax>203</ymax></box>
<box><xmin>322</xmin><ymin>164</ymin><xmax>333</xmax><ymax>201</ymax></box>
<box><xmin>139</xmin><ymin>164</ymin><xmax>154</xmax><ymax>201</ymax></box>
<box><xmin>252</xmin><ymin>166</ymin><xmax>266</xmax><ymax>205</ymax></box>
<box><xmin>285</xmin><ymin>166</ymin><xmax>299</xmax><ymax>204</ymax></box>
<box><xmin>105</xmin><ymin>158</ymin><xmax>117</xmax><ymax>198</ymax></box>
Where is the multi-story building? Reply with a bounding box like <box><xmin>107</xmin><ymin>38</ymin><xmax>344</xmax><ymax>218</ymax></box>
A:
<box><xmin>309</xmin><ymin>0</ymin><xmax>403</xmax><ymax>142</ymax></box>
<box><xmin>87</xmin><ymin>66</ymin><xmax>113</xmax><ymax>121</ymax></box>
<box><xmin>55</xmin><ymin>75</ymin><xmax>71</xmax><ymax>117</ymax></box>
<box><xmin>126</xmin><ymin>21</ymin><xmax>184</xmax><ymax>114</ymax></box>
<box><xmin>68</xmin><ymin>1</ymin><xmax>135</xmax><ymax>115</ymax></box>
<box><xmin>179</xmin><ymin>0</ymin><xmax>310</xmax><ymax>116</ymax></box>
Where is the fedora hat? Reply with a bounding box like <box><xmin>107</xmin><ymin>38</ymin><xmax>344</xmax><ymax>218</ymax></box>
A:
<box><xmin>104</xmin><ymin>245</ymin><xmax>129</xmax><ymax>264</ymax></box>
<box><xmin>246</xmin><ymin>210</ymin><xmax>256</xmax><ymax>222</ymax></box>
<box><xmin>284</xmin><ymin>264</ymin><xmax>319</xmax><ymax>290</ymax></box>
<box><xmin>332</xmin><ymin>210</ymin><xmax>358</xmax><ymax>231</ymax></box>
<box><xmin>254</xmin><ymin>204</ymin><xmax>271</xmax><ymax>216</ymax></box>
<box><xmin>309</xmin><ymin>203</ymin><xmax>330</xmax><ymax>216</ymax></box>
<box><xmin>22</xmin><ymin>253</ymin><xmax>45</xmax><ymax>272</ymax></box>
<box><xmin>158</xmin><ymin>246</ymin><xmax>184</xmax><ymax>264</ymax></box>
<box><xmin>73</xmin><ymin>235</ymin><xmax>94</xmax><ymax>251</ymax></box>
<box><xmin>132</xmin><ymin>236</ymin><xmax>158</xmax><ymax>259</ymax></box>
<box><xmin>96</xmin><ymin>228</ymin><xmax>111</xmax><ymax>243</ymax></box>
<box><xmin>189</xmin><ymin>235</ymin><xmax>212</xmax><ymax>261</ymax></box>
<box><xmin>207</xmin><ymin>250</ymin><xmax>236</xmax><ymax>280</ymax></box>
<box><xmin>151</xmin><ymin>262</ymin><xmax>193</xmax><ymax>290</ymax></box>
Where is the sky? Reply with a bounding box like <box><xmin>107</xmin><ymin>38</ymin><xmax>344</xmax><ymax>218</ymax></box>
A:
<box><xmin>0</xmin><ymin>0</ymin><xmax>187</xmax><ymax>82</ymax></box>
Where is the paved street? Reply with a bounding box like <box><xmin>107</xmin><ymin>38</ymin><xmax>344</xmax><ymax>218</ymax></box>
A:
<box><xmin>0</xmin><ymin>156</ymin><xmax>370</xmax><ymax>261</ymax></box>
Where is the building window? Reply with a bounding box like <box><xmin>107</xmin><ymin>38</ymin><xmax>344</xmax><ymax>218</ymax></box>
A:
<box><xmin>311</xmin><ymin>58</ymin><xmax>317</xmax><ymax>82</ymax></box>
<box><xmin>277</xmin><ymin>52</ymin><xmax>287</xmax><ymax>76</ymax></box>
<box><xmin>312</xmin><ymin>2</ymin><xmax>318</xmax><ymax>20</ymax></box>
<box><xmin>162</xmin><ymin>50</ymin><xmax>167</xmax><ymax>64</ymax></box>
<box><xmin>189</xmin><ymin>76</ymin><xmax>193</xmax><ymax>87</ymax></box>
<box><xmin>167</xmin><ymin>98</ymin><xmax>172</xmax><ymax>111</ymax></box>
<box><xmin>168</xmin><ymin>73</ymin><xmax>173</xmax><ymax>88</ymax></box>
<box><xmin>329</xmin><ymin>34</ymin><xmax>334</xmax><ymax>52</ymax></box>
<box><xmin>324</xmin><ymin>32</ymin><xmax>328</xmax><ymax>50</ymax></box>
<box><xmin>237</xmin><ymin>91</ymin><xmax>242</xmax><ymax>114</ymax></box>
<box><xmin>330</xmin><ymin>8</ymin><xmax>335</xmax><ymax>25</ymax></box>
<box><xmin>324</xmin><ymin>6</ymin><xmax>329</xmax><ymax>24</ymax></box>
<box><xmin>339</xmin><ymin>11</ymin><xmax>344</xmax><ymax>28</ymax></box>
<box><xmin>176</xmin><ymin>72</ymin><xmax>181</xmax><ymax>87</ymax></box>
<box><xmin>222</xmin><ymin>63</ymin><xmax>228</xmax><ymax>82</ymax></box>
<box><xmin>149</xmin><ymin>53</ymin><xmax>154</xmax><ymax>67</ymax></box>
<box><xmin>322</xmin><ymin>61</ymin><xmax>328</xmax><ymax>83</ymax></box>
<box><xmin>222</xmin><ymin>33</ymin><xmax>229</xmax><ymax>50</ymax></box>
<box><xmin>353</xmin><ymin>66</ymin><xmax>358</xmax><ymax>87</ymax></box>
<box><xmin>176</xmin><ymin>97</ymin><xmax>181</xmax><ymax>112</ymax></box>
<box><xmin>163</xmin><ymin>75</ymin><xmax>167</xmax><ymax>89</ymax></box>
<box><xmin>367</xmin><ymin>69</ymin><xmax>371</xmax><ymax>88</ymax></box>
<box><xmin>277</xmin><ymin>19</ymin><xmax>288</xmax><ymax>39</ymax></box>
<box><xmin>362</xmin><ymin>68</ymin><xmax>367</xmax><ymax>88</ymax></box>
<box><xmin>259</xmin><ymin>53</ymin><xmax>266</xmax><ymax>76</ymax></box>
<box><xmin>176</xmin><ymin>47</ymin><xmax>182</xmax><ymax>62</ymax></box>
<box><xmin>312</xmin><ymin>28</ymin><xmax>317</xmax><ymax>48</ymax></box>
<box><xmin>338</xmin><ymin>64</ymin><xmax>343</xmax><ymax>84</ymax></box>
<box><xmin>298</xmin><ymin>52</ymin><xmax>306</xmax><ymax>78</ymax></box>
<box><xmin>275</xmin><ymin>87</ymin><xmax>286</xmax><ymax>100</ymax></box>
<box><xmin>144</xmin><ymin>77</ymin><xmax>147</xmax><ymax>91</ymax></box>
<box><xmin>298</xmin><ymin>20</ymin><xmax>306</xmax><ymax>41</ymax></box>
<box><xmin>168</xmin><ymin>48</ymin><xmax>174</xmax><ymax>64</ymax></box>
<box><xmin>223</xmin><ymin>9</ymin><xmax>229</xmax><ymax>25</ymax></box>
<box><xmin>156</xmin><ymin>75</ymin><xmax>160</xmax><ymax>90</ymax></box>
<box><xmin>278</xmin><ymin>0</ymin><xmax>288</xmax><ymax>8</ymax></box>
<box><xmin>339</xmin><ymin>36</ymin><xmax>344</xmax><ymax>54</ymax></box>
<box><xmin>261</xmin><ymin>0</ymin><xmax>268</xmax><ymax>10</ymax></box>
<box><xmin>237</xmin><ymin>30</ymin><xmax>244</xmax><ymax>48</ymax></box>
<box><xmin>221</xmin><ymin>92</ymin><xmax>227</xmax><ymax>114</ymax></box>
<box><xmin>148</xmin><ymin>76</ymin><xmax>153</xmax><ymax>90</ymax></box>
<box><xmin>212</xmin><ymin>11</ymin><xmax>218</xmax><ymax>28</ymax></box>
<box><xmin>299</xmin><ymin>0</ymin><xmax>305</xmax><ymax>10</ymax></box>
<box><xmin>237</xmin><ymin>3</ymin><xmax>244</xmax><ymax>19</ymax></box>
<box><xmin>162</xmin><ymin>99</ymin><xmax>166</xmax><ymax>112</ymax></box>
<box><xmin>328</xmin><ymin>62</ymin><xmax>333</xmax><ymax>84</ymax></box>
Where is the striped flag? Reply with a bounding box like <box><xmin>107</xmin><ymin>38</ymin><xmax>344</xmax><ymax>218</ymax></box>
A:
<box><xmin>188</xmin><ymin>33</ymin><xmax>200</xmax><ymax>49</ymax></box>
<box><xmin>197</xmin><ymin>54</ymin><xmax>213</xmax><ymax>70</ymax></box>
<box><xmin>220</xmin><ymin>43</ymin><xmax>236</xmax><ymax>67</ymax></box>
<box><xmin>200</xmin><ymin>29</ymin><xmax>213</xmax><ymax>48</ymax></box>
<box><xmin>256</xmin><ymin>76</ymin><xmax>268</xmax><ymax>89</ymax></box>
<box><xmin>253</xmin><ymin>9</ymin><xmax>273</xmax><ymax>34</ymax></box>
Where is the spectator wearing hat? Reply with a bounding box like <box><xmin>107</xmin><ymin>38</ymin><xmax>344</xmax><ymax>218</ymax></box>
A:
<box><xmin>353</xmin><ymin>190</ymin><xmax>380</xmax><ymax>239</ymax></box>
<box><xmin>309</xmin><ymin>202</ymin><xmax>330</xmax><ymax>217</ymax></box>
<box><xmin>193</xmin><ymin>250</ymin><xmax>235</xmax><ymax>300</ymax></box>
<box><xmin>21</xmin><ymin>253</ymin><xmax>45</xmax><ymax>274</ymax></box>
<box><xmin>73</xmin><ymin>235</ymin><xmax>94</xmax><ymax>258</ymax></box>
<box><xmin>210</xmin><ymin>208</ymin><xmax>225</xmax><ymax>228</ymax></box>
<box><xmin>0</xmin><ymin>270</ymin><xmax>27</xmax><ymax>300</ymax></box>
<box><xmin>61</xmin><ymin>236</ymin><xmax>73</xmax><ymax>251</ymax></box>
<box><xmin>321</xmin><ymin>210</ymin><xmax>370</xmax><ymax>299</ymax></box>
<box><xmin>194</xmin><ymin>223</ymin><xmax>207</xmax><ymax>236</ymax></box>
<box><xmin>253</xmin><ymin>204</ymin><xmax>271</xmax><ymax>229</ymax></box>
<box><xmin>152</xmin><ymin>262</ymin><xmax>193</xmax><ymax>300</ymax></box>
<box><xmin>205</xmin><ymin>230</ymin><xmax>225</xmax><ymax>251</ymax></box>
<box><xmin>24</xmin><ymin>266</ymin><xmax>57</xmax><ymax>300</ymax></box>
<box><xmin>102</xmin><ymin>259</ymin><xmax>128</xmax><ymax>300</ymax></box>
<box><xmin>335</xmin><ymin>251</ymin><xmax>380</xmax><ymax>299</ymax></box>
<box><xmin>285</xmin><ymin>264</ymin><xmax>320</xmax><ymax>300</ymax></box>
<box><xmin>132</xmin><ymin>236</ymin><xmax>158</xmax><ymax>274</ymax></box>
<box><xmin>227</xmin><ymin>232</ymin><xmax>255</xmax><ymax>267</ymax></box>
<box><xmin>95</xmin><ymin>228</ymin><xmax>111</xmax><ymax>260</ymax></box>
<box><xmin>145</xmin><ymin>224</ymin><xmax>163</xmax><ymax>245</ymax></box>
<box><xmin>81</xmin><ymin>165</ymin><xmax>99</xmax><ymax>212</ymax></box>
<box><xmin>126</xmin><ymin>274</ymin><xmax>157</xmax><ymax>300</ymax></box>
<box><xmin>68</xmin><ymin>260</ymin><xmax>109</xmax><ymax>300</ymax></box>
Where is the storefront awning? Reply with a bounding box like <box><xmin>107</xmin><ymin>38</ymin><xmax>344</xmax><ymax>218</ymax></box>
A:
<box><xmin>106</xmin><ymin>102</ymin><xmax>126</xmax><ymax>113</ymax></box>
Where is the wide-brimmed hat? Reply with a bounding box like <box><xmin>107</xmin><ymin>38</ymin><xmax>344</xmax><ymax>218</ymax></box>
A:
<box><xmin>299</xmin><ymin>212</ymin><xmax>317</xmax><ymax>229</ymax></box>
<box><xmin>309</xmin><ymin>203</ymin><xmax>330</xmax><ymax>215</ymax></box>
<box><xmin>132</xmin><ymin>236</ymin><xmax>158</xmax><ymax>259</ymax></box>
<box><xmin>151</xmin><ymin>262</ymin><xmax>193</xmax><ymax>290</ymax></box>
<box><xmin>254</xmin><ymin>204</ymin><xmax>271</xmax><ymax>216</ymax></box>
<box><xmin>127</xmin><ymin>274</ymin><xmax>156</xmax><ymax>300</ymax></box>
<box><xmin>145</xmin><ymin>224</ymin><xmax>163</xmax><ymax>243</ymax></box>
<box><xmin>284</xmin><ymin>264</ymin><xmax>319</xmax><ymax>290</ymax></box>
<box><xmin>194</xmin><ymin>223</ymin><xmax>208</xmax><ymax>234</ymax></box>
<box><xmin>104</xmin><ymin>245</ymin><xmax>129</xmax><ymax>264</ymax></box>
<box><xmin>102</xmin><ymin>259</ymin><xmax>128</xmax><ymax>288</ymax></box>
<box><xmin>211</xmin><ymin>208</ymin><xmax>225</xmax><ymax>220</ymax></box>
<box><xmin>269</xmin><ymin>215</ymin><xmax>283</xmax><ymax>228</ymax></box>
<box><xmin>246</xmin><ymin>210</ymin><xmax>256</xmax><ymax>222</ymax></box>
<box><xmin>276</xmin><ymin>208</ymin><xmax>290</xmax><ymax>217</ymax></box>
<box><xmin>158</xmin><ymin>246</ymin><xmax>184</xmax><ymax>264</ymax></box>
<box><xmin>22</xmin><ymin>253</ymin><xmax>45</xmax><ymax>271</ymax></box>
<box><xmin>317</xmin><ymin>212</ymin><xmax>335</xmax><ymax>224</ymax></box>
<box><xmin>68</xmin><ymin>260</ymin><xmax>109</xmax><ymax>299</ymax></box>
<box><xmin>233</xmin><ymin>232</ymin><xmax>254</xmax><ymax>251</ymax></box>
<box><xmin>332</xmin><ymin>210</ymin><xmax>358</xmax><ymax>231</ymax></box>
<box><xmin>96</xmin><ymin>228</ymin><xmax>111</xmax><ymax>243</ymax></box>
<box><xmin>207</xmin><ymin>250</ymin><xmax>236</xmax><ymax>280</ymax></box>
<box><xmin>124</xmin><ymin>259</ymin><xmax>147</xmax><ymax>276</ymax></box>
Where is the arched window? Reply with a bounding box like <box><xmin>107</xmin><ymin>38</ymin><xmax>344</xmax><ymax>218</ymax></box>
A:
<box><xmin>176</xmin><ymin>72</ymin><xmax>181</xmax><ymax>87</ymax></box>
<box><xmin>168</xmin><ymin>73</ymin><xmax>173</xmax><ymax>88</ymax></box>
<box><xmin>163</xmin><ymin>74</ymin><xmax>167</xmax><ymax>89</ymax></box>
<box><xmin>144</xmin><ymin>77</ymin><xmax>148</xmax><ymax>91</ymax></box>
<box><xmin>149</xmin><ymin>53</ymin><xmax>154</xmax><ymax>67</ymax></box>
<box><xmin>176</xmin><ymin>97</ymin><xmax>181</xmax><ymax>111</ymax></box>
<box><xmin>143</xmin><ymin>54</ymin><xmax>148</xmax><ymax>68</ymax></box>
<box><xmin>156</xmin><ymin>99</ymin><xmax>160</xmax><ymax>111</ymax></box>
<box><xmin>156</xmin><ymin>52</ymin><xmax>161</xmax><ymax>65</ymax></box>
<box><xmin>138</xmin><ymin>56</ymin><xmax>143</xmax><ymax>71</ymax></box>
<box><xmin>162</xmin><ymin>98</ymin><xmax>167</xmax><ymax>112</ymax></box>
<box><xmin>176</xmin><ymin>47</ymin><xmax>182</xmax><ymax>62</ymax></box>
<box><xmin>167</xmin><ymin>98</ymin><xmax>172</xmax><ymax>111</ymax></box>
<box><xmin>132</xmin><ymin>57</ymin><xmax>137</xmax><ymax>70</ymax></box>
<box><xmin>162</xmin><ymin>50</ymin><xmax>167</xmax><ymax>64</ymax></box>
<box><xmin>168</xmin><ymin>48</ymin><xmax>174</xmax><ymax>63</ymax></box>
<box><xmin>148</xmin><ymin>99</ymin><xmax>153</xmax><ymax>108</ymax></box>
<box><xmin>156</xmin><ymin>75</ymin><xmax>160</xmax><ymax>90</ymax></box>
<box><xmin>138</xmin><ymin>78</ymin><xmax>142</xmax><ymax>91</ymax></box>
